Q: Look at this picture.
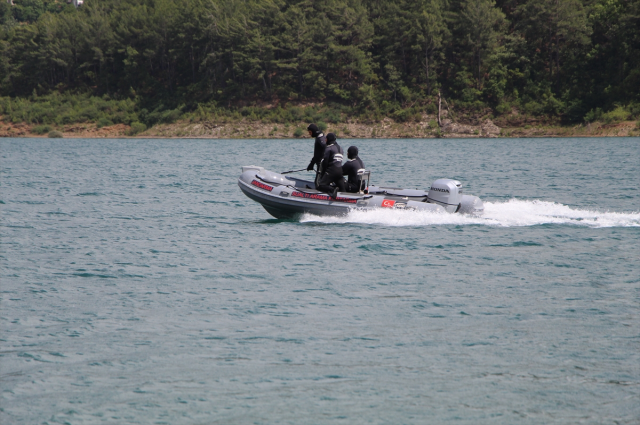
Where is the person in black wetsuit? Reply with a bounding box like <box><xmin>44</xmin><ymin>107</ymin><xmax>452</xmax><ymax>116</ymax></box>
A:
<box><xmin>316</xmin><ymin>133</ymin><xmax>345</xmax><ymax>199</ymax></box>
<box><xmin>342</xmin><ymin>146</ymin><xmax>365</xmax><ymax>193</ymax></box>
<box><xmin>305</xmin><ymin>124</ymin><xmax>326</xmax><ymax>187</ymax></box>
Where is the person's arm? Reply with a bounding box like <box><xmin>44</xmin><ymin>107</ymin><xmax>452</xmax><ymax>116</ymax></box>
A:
<box><xmin>322</xmin><ymin>145</ymin><xmax>332</xmax><ymax>166</ymax></box>
<box><xmin>342</xmin><ymin>161</ymin><xmax>352</xmax><ymax>176</ymax></box>
<box><xmin>308</xmin><ymin>138</ymin><xmax>325</xmax><ymax>170</ymax></box>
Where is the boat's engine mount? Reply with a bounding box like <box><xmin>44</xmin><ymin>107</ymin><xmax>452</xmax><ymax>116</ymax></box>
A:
<box><xmin>427</xmin><ymin>179</ymin><xmax>463</xmax><ymax>213</ymax></box>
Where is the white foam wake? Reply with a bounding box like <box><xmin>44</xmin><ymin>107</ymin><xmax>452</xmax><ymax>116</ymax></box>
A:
<box><xmin>299</xmin><ymin>199</ymin><xmax>640</xmax><ymax>228</ymax></box>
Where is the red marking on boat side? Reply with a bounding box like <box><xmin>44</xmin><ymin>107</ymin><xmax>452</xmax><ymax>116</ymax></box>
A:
<box><xmin>291</xmin><ymin>191</ymin><xmax>357</xmax><ymax>204</ymax></box>
<box><xmin>381</xmin><ymin>199</ymin><xmax>396</xmax><ymax>208</ymax></box>
<box><xmin>251</xmin><ymin>180</ymin><xmax>273</xmax><ymax>191</ymax></box>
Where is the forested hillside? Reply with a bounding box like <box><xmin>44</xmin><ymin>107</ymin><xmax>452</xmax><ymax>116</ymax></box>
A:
<box><xmin>1</xmin><ymin>0</ymin><xmax>639</xmax><ymax>130</ymax></box>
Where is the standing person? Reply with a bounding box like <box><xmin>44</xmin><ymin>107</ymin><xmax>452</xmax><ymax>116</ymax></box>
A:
<box><xmin>316</xmin><ymin>133</ymin><xmax>345</xmax><ymax>199</ymax></box>
<box><xmin>342</xmin><ymin>146</ymin><xmax>365</xmax><ymax>193</ymax></box>
<box><xmin>306</xmin><ymin>124</ymin><xmax>326</xmax><ymax>187</ymax></box>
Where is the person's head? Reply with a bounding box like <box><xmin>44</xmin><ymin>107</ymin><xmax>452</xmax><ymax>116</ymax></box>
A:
<box><xmin>347</xmin><ymin>146</ymin><xmax>358</xmax><ymax>159</ymax></box>
<box><xmin>326</xmin><ymin>133</ymin><xmax>336</xmax><ymax>144</ymax></box>
<box><xmin>307</xmin><ymin>123</ymin><xmax>319</xmax><ymax>137</ymax></box>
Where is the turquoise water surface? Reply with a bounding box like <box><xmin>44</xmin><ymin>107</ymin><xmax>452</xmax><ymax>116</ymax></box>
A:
<box><xmin>1</xmin><ymin>137</ymin><xmax>639</xmax><ymax>424</ymax></box>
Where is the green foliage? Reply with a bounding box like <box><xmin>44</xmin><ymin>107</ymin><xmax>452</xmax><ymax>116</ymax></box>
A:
<box><xmin>584</xmin><ymin>104</ymin><xmax>634</xmax><ymax>123</ymax></box>
<box><xmin>96</xmin><ymin>117</ymin><xmax>113</xmax><ymax>128</ymax></box>
<box><xmin>127</xmin><ymin>121</ymin><xmax>146</xmax><ymax>135</ymax></box>
<box><xmin>182</xmin><ymin>103</ymin><xmax>350</xmax><ymax>125</ymax></box>
<box><xmin>455</xmin><ymin>0</ymin><xmax>506</xmax><ymax>91</ymax></box>
<box><xmin>32</xmin><ymin>124</ymin><xmax>51</xmax><ymax>134</ymax></box>
<box><xmin>293</xmin><ymin>127</ymin><xmax>303</xmax><ymax>137</ymax></box>
<box><xmin>0</xmin><ymin>94</ymin><xmax>139</xmax><ymax>125</ymax></box>
<box><xmin>140</xmin><ymin>107</ymin><xmax>183</xmax><ymax>126</ymax></box>
<box><xmin>495</xmin><ymin>102</ymin><xmax>510</xmax><ymax>115</ymax></box>
<box><xmin>0</xmin><ymin>0</ymin><xmax>638</xmax><ymax>125</ymax></box>
<box><xmin>521</xmin><ymin>93</ymin><xmax>565</xmax><ymax>116</ymax></box>
<box><xmin>19</xmin><ymin>0</ymin><xmax>46</xmax><ymax>22</ymax></box>
<box><xmin>393</xmin><ymin>107</ymin><xmax>421</xmax><ymax>122</ymax></box>
<box><xmin>47</xmin><ymin>130</ymin><xmax>62</xmax><ymax>138</ymax></box>
<box><xmin>584</xmin><ymin>107</ymin><xmax>602</xmax><ymax>123</ymax></box>
<box><xmin>317</xmin><ymin>121</ymin><xmax>327</xmax><ymax>132</ymax></box>
<box><xmin>601</xmin><ymin>106</ymin><xmax>630</xmax><ymax>123</ymax></box>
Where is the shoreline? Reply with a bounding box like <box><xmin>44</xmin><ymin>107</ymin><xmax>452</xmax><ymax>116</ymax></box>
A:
<box><xmin>2</xmin><ymin>117</ymin><xmax>638</xmax><ymax>139</ymax></box>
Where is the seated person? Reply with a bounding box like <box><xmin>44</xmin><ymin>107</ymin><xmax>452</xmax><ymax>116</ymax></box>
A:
<box><xmin>342</xmin><ymin>146</ymin><xmax>365</xmax><ymax>193</ymax></box>
<box><xmin>316</xmin><ymin>133</ymin><xmax>345</xmax><ymax>199</ymax></box>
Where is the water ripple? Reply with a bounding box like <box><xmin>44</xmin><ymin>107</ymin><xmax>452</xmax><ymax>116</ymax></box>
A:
<box><xmin>1</xmin><ymin>137</ymin><xmax>638</xmax><ymax>424</ymax></box>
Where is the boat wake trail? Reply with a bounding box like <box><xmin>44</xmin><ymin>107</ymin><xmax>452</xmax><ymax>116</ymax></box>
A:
<box><xmin>299</xmin><ymin>199</ymin><xmax>640</xmax><ymax>228</ymax></box>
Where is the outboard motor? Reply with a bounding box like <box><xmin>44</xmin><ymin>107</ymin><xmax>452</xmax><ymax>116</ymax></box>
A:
<box><xmin>427</xmin><ymin>179</ymin><xmax>463</xmax><ymax>213</ymax></box>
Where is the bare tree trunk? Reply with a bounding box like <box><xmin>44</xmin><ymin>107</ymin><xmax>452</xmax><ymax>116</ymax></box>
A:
<box><xmin>438</xmin><ymin>90</ymin><xmax>442</xmax><ymax>127</ymax></box>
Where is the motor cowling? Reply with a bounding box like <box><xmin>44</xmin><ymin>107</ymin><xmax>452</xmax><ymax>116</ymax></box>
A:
<box><xmin>427</xmin><ymin>179</ymin><xmax>463</xmax><ymax>213</ymax></box>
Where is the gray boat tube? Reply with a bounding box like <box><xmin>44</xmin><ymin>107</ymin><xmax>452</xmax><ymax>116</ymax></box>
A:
<box><xmin>238</xmin><ymin>166</ymin><xmax>483</xmax><ymax>219</ymax></box>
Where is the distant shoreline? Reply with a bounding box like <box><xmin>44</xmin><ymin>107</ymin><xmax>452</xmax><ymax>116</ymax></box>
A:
<box><xmin>2</xmin><ymin>119</ymin><xmax>638</xmax><ymax>139</ymax></box>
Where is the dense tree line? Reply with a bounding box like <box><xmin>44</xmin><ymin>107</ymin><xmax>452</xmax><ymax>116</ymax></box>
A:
<box><xmin>1</xmin><ymin>0</ymin><xmax>639</xmax><ymax>123</ymax></box>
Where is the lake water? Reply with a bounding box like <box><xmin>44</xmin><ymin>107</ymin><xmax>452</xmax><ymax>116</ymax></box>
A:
<box><xmin>1</xmin><ymin>137</ymin><xmax>639</xmax><ymax>424</ymax></box>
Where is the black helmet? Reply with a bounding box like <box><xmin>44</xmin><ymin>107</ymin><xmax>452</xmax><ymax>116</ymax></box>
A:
<box><xmin>347</xmin><ymin>146</ymin><xmax>358</xmax><ymax>159</ymax></box>
<box><xmin>307</xmin><ymin>123</ymin><xmax>319</xmax><ymax>136</ymax></box>
<box><xmin>326</xmin><ymin>133</ymin><xmax>336</xmax><ymax>143</ymax></box>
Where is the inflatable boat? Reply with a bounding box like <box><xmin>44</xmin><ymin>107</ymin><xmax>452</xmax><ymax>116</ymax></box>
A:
<box><xmin>238</xmin><ymin>165</ymin><xmax>484</xmax><ymax>219</ymax></box>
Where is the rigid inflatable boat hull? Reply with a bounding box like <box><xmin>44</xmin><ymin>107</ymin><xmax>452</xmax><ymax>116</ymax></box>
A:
<box><xmin>239</xmin><ymin>181</ymin><xmax>352</xmax><ymax>219</ymax></box>
<box><xmin>238</xmin><ymin>166</ymin><xmax>483</xmax><ymax>219</ymax></box>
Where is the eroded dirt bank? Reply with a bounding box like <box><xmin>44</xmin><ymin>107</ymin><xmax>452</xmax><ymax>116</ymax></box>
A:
<box><xmin>1</xmin><ymin>115</ymin><xmax>638</xmax><ymax>139</ymax></box>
